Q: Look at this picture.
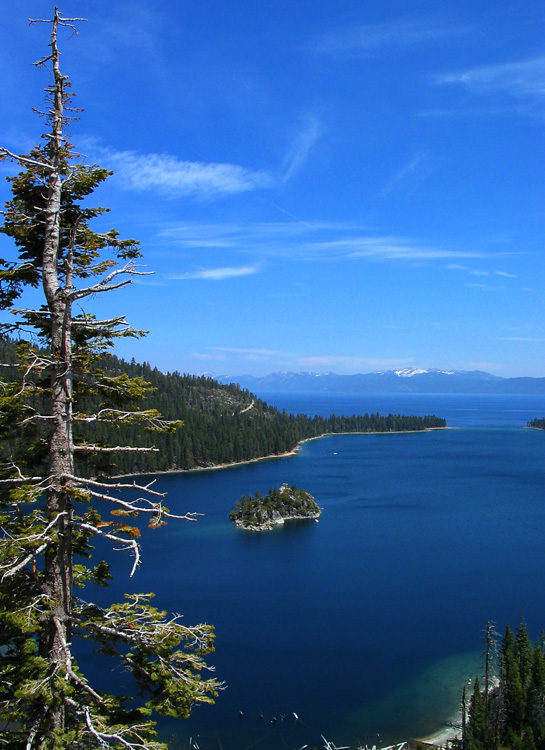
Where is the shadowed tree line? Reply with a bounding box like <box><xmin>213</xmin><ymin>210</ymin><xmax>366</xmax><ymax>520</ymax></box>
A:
<box><xmin>0</xmin><ymin>337</ymin><xmax>447</xmax><ymax>477</ymax></box>
<box><xmin>459</xmin><ymin>619</ymin><xmax>545</xmax><ymax>750</ymax></box>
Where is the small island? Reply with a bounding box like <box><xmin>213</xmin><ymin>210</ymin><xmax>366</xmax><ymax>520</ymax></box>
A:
<box><xmin>230</xmin><ymin>484</ymin><xmax>322</xmax><ymax>531</ymax></box>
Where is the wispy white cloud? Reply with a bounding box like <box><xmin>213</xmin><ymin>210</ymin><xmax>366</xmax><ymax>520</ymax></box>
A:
<box><xmin>280</xmin><ymin>117</ymin><xmax>322</xmax><ymax>183</ymax></box>
<box><xmin>312</xmin><ymin>18</ymin><xmax>466</xmax><ymax>58</ymax></box>
<box><xmin>448</xmin><ymin>264</ymin><xmax>518</xmax><ymax>279</ymax></box>
<box><xmin>85</xmin><ymin>115</ymin><xmax>322</xmax><ymax>199</ymax></box>
<box><xmin>158</xmin><ymin>221</ymin><xmax>311</xmax><ymax>250</ymax></box>
<box><xmin>380</xmin><ymin>152</ymin><xmax>435</xmax><ymax>197</ymax></box>
<box><xmin>101</xmin><ymin>148</ymin><xmax>274</xmax><ymax>198</ymax></box>
<box><xmin>205</xmin><ymin>346</ymin><xmax>415</xmax><ymax>372</ymax></box>
<box><xmin>449</xmin><ymin>264</ymin><xmax>483</xmax><ymax>276</ymax></box>
<box><xmin>313</xmin><ymin>236</ymin><xmax>486</xmax><ymax>261</ymax></box>
<box><xmin>168</xmin><ymin>266</ymin><xmax>259</xmax><ymax>281</ymax></box>
<box><xmin>159</xmin><ymin>221</ymin><xmax>507</xmax><ymax>265</ymax></box>
<box><xmin>436</xmin><ymin>56</ymin><xmax>545</xmax><ymax>102</ymax></box>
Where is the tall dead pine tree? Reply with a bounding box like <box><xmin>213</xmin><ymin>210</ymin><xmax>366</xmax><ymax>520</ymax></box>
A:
<box><xmin>0</xmin><ymin>9</ymin><xmax>220</xmax><ymax>749</ymax></box>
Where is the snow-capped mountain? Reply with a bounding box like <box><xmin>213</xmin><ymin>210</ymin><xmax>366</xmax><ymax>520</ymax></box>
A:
<box><xmin>211</xmin><ymin>368</ymin><xmax>545</xmax><ymax>394</ymax></box>
<box><xmin>385</xmin><ymin>367</ymin><xmax>455</xmax><ymax>378</ymax></box>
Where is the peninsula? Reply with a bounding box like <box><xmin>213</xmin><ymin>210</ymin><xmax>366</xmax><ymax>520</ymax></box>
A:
<box><xmin>230</xmin><ymin>484</ymin><xmax>322</xmax><ymax>531</ymax></box>
<box><xmin>0</xmin><ymin>338</ymin><xmax>448</xmax><ymax>476</ymax></box>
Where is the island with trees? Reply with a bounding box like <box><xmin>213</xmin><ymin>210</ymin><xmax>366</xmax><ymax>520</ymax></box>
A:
<box><xmin>0</xmin><ymin>10</ymin><xmax>448</xmax><ymax>748</ymax></box>
<box><xmin>527</xmin><ymin>417</ymin><xmax>545</xmax><ymax>430</ymax></box>
<box><xmin>230</xmin><ymin>484</ymin><xmax>322</xmax><ymax>530</ymax></box>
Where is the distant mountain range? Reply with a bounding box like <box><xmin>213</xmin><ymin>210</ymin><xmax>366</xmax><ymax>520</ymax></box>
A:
<box><xmin>211</xmin><ymin>368</ymin><xmax>545</xmax><ymax>395</ymax></box>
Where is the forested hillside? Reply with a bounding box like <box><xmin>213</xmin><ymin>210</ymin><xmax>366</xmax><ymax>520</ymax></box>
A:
<box><xmin>462</xmin><ymin>619</ymin><xmax>545</xmax><ymax>750</ymax></box>
<box><xmin>0</xmin><ymin>338</ymin><xmax>446</xmax><ymax>476</ymax></box>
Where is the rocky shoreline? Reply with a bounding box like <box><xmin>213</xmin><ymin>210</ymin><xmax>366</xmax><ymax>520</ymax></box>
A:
<box><xmin>230</xmin><ymin>483</ymin><xmax>322</xmax><ymax>531</ymax></box>
<box><xmin>233</xmin><ymin>509</ymin><xmax>321</xmax><ymax>531</ymax></box>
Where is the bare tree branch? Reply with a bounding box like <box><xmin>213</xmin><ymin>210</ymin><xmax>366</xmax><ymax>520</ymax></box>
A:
<box><xmin>76</xmin><ymin>703</ymin><xmax>160</xmax><ymax>750</ymax></box>
<box><xmin>63</xmin><ymin>476</ymin><xmax>200</xmax><ymax>523</ymax></box>
<box><xmin>1</xmin><ymin>512</ymin><xmax>67</xmax><ymax>580</ymax></box>
<box><xmin>0</xmin><ymin>463</ymin><xmax>49</xmax><ymax>485</ymax></box>
<box><xmin>0</xmin><ymin>147</ymin><xmax>53</xmax><ymax>170</ymax></box>
<box><xmin>73</xmin><ymin>444</ymin><xmax>160</xmax><ymax>453</ymax></box>
<box><xmin>70</xmin><ymin>262</ymin><xmax>153</xmax><ymax>301</ymax></box>
<box><xmin>72</xmin><ymin>520</ymin><xmax>141</xmax><ymax>575</ymax></box>
<box><xmin>30</xmin><ymin>13</ymin><xmax>87</xmax><ymax>40</ymax></box>
<box><xmin>63</xmin><ymin>474</ymin><xmax>166</xmax><ymax>497</ymax></box>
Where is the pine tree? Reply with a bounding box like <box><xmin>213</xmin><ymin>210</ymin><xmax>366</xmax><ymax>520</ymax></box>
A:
<box><xmin>0</xmin><ymin>10</ymin><xmax>220</xmax><ymax>749</ymax></box>
<box><xmin>514</xmin><ymin>617</ymin><xmax>533</xmax><ymax>693</ymax></box>
<box><xmin>528</xmin><ymin>637</ymin><xmax>545</xmax><ymax>732</ymax></box>
<box><xmin>504</xmin><ymin>650</ymin><xmax>525</xmax><ymax>734</ymax></box>
<box><xmin>468</xmin><ymin>676</ymin><xmax>487</xmax><ymax>750</ymax></box>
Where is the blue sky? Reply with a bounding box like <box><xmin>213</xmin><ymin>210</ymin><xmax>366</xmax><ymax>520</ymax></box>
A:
<box><xmin>1</xmin><ymin>1</ymin><xmax>545</xmax><ymax>377</ymax></box>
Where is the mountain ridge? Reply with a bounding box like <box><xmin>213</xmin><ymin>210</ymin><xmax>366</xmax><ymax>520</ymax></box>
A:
<box><xmin>211</xmin><ymin>368</ymin><xmax>545</xmax><ymax>394</ymax></box>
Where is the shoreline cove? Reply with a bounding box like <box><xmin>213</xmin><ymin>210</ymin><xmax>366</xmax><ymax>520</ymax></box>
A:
<box><xmin>114</xmin><ymin>426</ymin><xmax>450</xmax><ymax>480</ymax></box>
<box><xmin>78</xmin><ymin>394</ymin><xmax>545</xmax><ymax>749</ymax></box>
<box><xmin>117</xmin><ymin>424</ymin><xmax>463</xmax><ymax>747</ymax></box>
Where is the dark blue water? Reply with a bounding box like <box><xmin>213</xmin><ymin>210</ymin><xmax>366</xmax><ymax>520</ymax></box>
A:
<box><xmin>84</xmin><ymin>393</ymin><xmax>545</xmax><ymax>749</ymax></box>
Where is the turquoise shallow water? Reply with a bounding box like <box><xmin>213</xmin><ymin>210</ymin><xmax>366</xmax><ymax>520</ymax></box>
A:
<box><xmin>84</xmin><ymin>393</ymin><xmax>545</xmax><ymax>749</ymax></box>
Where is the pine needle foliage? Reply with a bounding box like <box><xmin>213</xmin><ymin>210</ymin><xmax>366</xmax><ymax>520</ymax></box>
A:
<box><xmin>461</xmin><ymin>619</ymin><xmax>545</xmax><ymax>750</ymax></box>
<box><xmin>0</xmin><ymin>10</ymin><xmax>220</xmax><ymax>749</ymax></box>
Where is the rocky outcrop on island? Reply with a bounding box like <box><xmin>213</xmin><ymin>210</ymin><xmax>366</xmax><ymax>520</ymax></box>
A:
<box><xmin>229</xmin><ymin>484</ymin><xmax>321</xmax><ymax>531</ymax></box>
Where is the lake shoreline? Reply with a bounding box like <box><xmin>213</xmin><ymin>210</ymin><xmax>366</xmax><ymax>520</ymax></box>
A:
<box><xmin>113</xmin><ymin>427</ymin><xmax>450</xmax><ymax>479</ymax></box>
<box><xmin>418</xmin><ymin>718</ymin><xmax>462</xmax><ymax>748</ymax></box>
<box><xmin>99</xmin><ymin>392</ymin><xmax>545</xmax><ymax>750</ymax></box>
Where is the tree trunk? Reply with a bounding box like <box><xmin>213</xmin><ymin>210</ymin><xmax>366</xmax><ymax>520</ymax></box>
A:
<box><xmin>37</xmin><ymin>9</ymin><xmax>75</xmax><ymax>734</ymax></box>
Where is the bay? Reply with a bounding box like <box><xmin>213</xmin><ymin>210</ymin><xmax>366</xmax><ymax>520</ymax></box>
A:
<box><xmin>84</xmin><ymin>393</ymin><xmax>545</xmax><ymax>749</ymax></box>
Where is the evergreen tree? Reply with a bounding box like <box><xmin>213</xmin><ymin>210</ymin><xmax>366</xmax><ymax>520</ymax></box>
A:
<box><xmin>465</xmin><ymin>621</ymin><xmax>545</xmax><ymax>750</ymax></box>
<box><xmin>468</xmin><ymin>676</ymin><xmax>487</xmax><ymax>750</ymax></box>
<box><xmin>0</xmin><ymin>10</ymin><xmax>219</xmax><ymax>749</ymax></box>
<box><xmin>500</xmin><ymin>624</ymin><xmax>515</xmax><ymax>686</ymax></box>
<box><xmin>528</xmin><ymin>637</ymin><xmax>545</xmax><ymax>735</ymax></box>
<box><xmin>514</xmin><ymin>617</ymin><xmax>533</xmax><ymax>692</ymax></box>
<box><xmin>503</xmin><ymin>650</ymin><xmax>525</xmax><ymax>734</ymax></box>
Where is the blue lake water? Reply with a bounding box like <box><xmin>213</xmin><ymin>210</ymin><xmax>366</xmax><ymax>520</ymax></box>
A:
<box><xmin>85</xmin><ymin>393</ymin><xmax>545</xmax><ymax>749</ymax></box>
